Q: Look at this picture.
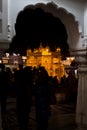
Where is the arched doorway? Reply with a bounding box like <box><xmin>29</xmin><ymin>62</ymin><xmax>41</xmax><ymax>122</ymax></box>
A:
<box><xmin>24</xmin><ymin>2</ymin><xmax>80</xmax><ymax>50</ymax></box>
<box><xmin>8</xmin><ymin>2</ymin><xmax>80</xmax><ymax>59</ymax></box>
<box><xmin>7</xmin><ymin>1</ymin><xmax>79</xmax><ymax>104</ymax></box>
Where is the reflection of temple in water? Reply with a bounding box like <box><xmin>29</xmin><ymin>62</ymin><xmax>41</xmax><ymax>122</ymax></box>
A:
<box><xmin>26</xmin><ymin>44</ymin><xmax>65</xmax><ymax>81</ymax></box>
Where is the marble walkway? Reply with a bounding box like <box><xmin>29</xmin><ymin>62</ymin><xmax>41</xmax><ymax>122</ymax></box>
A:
<box><xmin>1</xmin><ymin>96</ymin><xmax>87</xmax><ymax>130</ymax></box>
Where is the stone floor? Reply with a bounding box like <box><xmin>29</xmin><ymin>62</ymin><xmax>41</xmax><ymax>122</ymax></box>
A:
<box><xmin>2</xmin><ymin>94</ymin><xmax>87</xmax><ymax>130</ymax></box>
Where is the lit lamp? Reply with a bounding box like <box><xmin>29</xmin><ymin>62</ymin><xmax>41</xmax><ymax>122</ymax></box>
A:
<box><xmin>66</xmin><ymin>57</ymin><xmax>75</xmax><ymax>65</ymax></box>
<box><xmin>0</xmin><ymin>60</ymin><xmax>2</xmax><ymax>63</ymax></box>
<box><xmin>22</xmin><ymin>56</ymin><xmax>27</xmax><ymax>63</ymax></box>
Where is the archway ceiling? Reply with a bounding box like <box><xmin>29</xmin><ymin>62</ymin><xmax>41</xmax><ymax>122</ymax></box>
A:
<box><xmin>8</xmin><ymin>2</ymin><xmax>72</xmax><ymax>59</ymax></box>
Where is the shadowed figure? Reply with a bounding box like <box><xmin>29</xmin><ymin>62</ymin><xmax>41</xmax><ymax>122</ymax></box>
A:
<box><xmin>65</xmin><ymin>70</ymin><xmax>78</xmax><ymax>103</ymax></box>
<box><xmin>0</xmin><ymin>64</ymin><xmax>10</xmax><ymax>130</ymax></box>
<box><xmin>14</xmin><ymin>66</ymin><xmax>33</xmax><ymax>130</ymax></box>
<box><xmin>34</xmin><ymin>66</ymin><xmax>51</xmax><ymax>130</ymax></box>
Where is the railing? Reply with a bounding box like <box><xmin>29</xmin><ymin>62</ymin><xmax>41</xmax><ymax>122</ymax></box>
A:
<box><xmin>70</xmin><ymin>48</ymin><xmax>87</xmax><ymax>65</ymax></box>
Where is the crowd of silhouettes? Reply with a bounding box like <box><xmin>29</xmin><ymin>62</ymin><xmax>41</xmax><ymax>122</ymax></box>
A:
<box><xmin>0</xmin><ymin>63</ymin><xmax>78</xmax><ymax>130</ymax></box>
<box><xmin>0</xmin><ymin>63</ymin><xmax>57</xmax><ymax>130</ymax></box>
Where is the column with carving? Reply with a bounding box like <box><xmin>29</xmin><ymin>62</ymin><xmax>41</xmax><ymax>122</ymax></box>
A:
<box><xmin>76</xmin><ymin>66</ymin><xmax>87</xmax><ymax>125</ymax></box>
<box><xmin>76</xmin><ymin>46</ymin><xmax>87</xmax><ymax>127</ymax></box>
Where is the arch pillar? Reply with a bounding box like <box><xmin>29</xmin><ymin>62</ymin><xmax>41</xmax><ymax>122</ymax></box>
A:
<box><xmin>76</xmin><ymin>64</ymin><xmax>87</xmax><ymax>128</ymax></box>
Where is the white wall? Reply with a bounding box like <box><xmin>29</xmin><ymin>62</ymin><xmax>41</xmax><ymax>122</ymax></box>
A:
<box><xmin>0</xmin><ymin>0</ymin><xmax>86</xmax><ymax>51</ymax></box>
<box><xmin>0</xmin><ymin>0</ymin><xmax>8</xmax><ymax>40</ymax></box>
<box><xmin>8</xmin><ymin>0</ymin><xmax>50</xmax><ymax>37</ymax></box>
<box><xmin>2</xmin><ymin>0</ymin><xmax>8</xmax><ymax>40</ymax></box>
<box><xmin>7</xmin><ymin>0</ymin><xmax>86</xmax><ymax>50</ymax></box>
<box><xmin>84</xmin><ymin>3</ymin><xmax>87</xmax><ymax>37</ymax></box>
<box><xmin>8</xmin><ymin>0</ymin><xmax>85</xmax><ymax>37</ymax></box>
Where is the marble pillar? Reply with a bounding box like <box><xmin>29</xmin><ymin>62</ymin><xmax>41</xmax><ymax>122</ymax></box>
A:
<box><xmin>76</xmin><ymin>65</ymin><xmax>87</xmax><ymax>126</ymax></box>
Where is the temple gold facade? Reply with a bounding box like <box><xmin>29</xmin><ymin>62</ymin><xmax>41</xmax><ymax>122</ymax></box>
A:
<box><xmin>26</xmin><ymin>45</ymin><xmax>65</xmax><ymax>81</ymax></box>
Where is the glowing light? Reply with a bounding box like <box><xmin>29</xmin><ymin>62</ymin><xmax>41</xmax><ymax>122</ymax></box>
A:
<box><xmin>13</xmin><ymin>53</ymin><xmax>17</xmax><ymax>56</ymax></box>
<box><xmin>0</xmin><ymin>60</ymin><xmax>2</xmax><ymax>63</ymax></box>
<box><xmin>56</xmin><ymin>48</ymin><xmax>60</xmax><ymax>51</ymax></box>
<box><xmin>22</xmin><ymin>56</ymin><xmax>27</xmax><ymax>60</ymax></box>
<box><xmin>6</xmin><ymin>53</ymin><xmax>9</xmax><ymax>57</ymax></box>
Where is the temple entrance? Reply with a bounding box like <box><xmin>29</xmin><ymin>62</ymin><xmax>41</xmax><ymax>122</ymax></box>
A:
<box><xmin>6</xmin><ymin>2</ymin><xmax>80</xmax><ymax>105</ymax></box>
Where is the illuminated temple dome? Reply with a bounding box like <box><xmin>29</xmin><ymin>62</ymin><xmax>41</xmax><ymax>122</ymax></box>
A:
<box><xmin>26</xmin><ymin>44</ymin><xmax>65</xmax><ymax>81</ymax></box>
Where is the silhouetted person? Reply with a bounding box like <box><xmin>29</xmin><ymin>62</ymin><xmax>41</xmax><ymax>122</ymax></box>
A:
<box><xmin>34</xmin><ymin>66</ymin><xmax>51</xmax><ymax>130</ymax></box>
<box><xmin>14</xmin><ymin>66</ymin><xmax>33</xmax><ymax>130</ymax></box>
<box><xmin>66</xmin><ymin>70</ymin><xmax>78</xmax><ymax>103</ymax></box>
<box><xmin>5</xmin><ymin>67</ymin><xmax>14</xmax><ymax>97</ymax></box>
<box><xmin>0</xmin><ymin>63</ymin><xmax>10</xmax><ymax>129</ymax></box>
<box><xmin>60</xmin><ymin>75</ymin><xmax>67</xmax><ymax>88</ymax></box>
<box><xmin>18</xmin><ymin>64</ymin><xmax>23</xmax><ymax>70</ymax></box>
<box><xmin>48</xmin><ymin>76</ymin><xmax>58</xmax><ymax>105</ymax></box>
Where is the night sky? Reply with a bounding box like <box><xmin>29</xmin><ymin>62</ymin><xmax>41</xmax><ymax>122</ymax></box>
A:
<box><xmin>8</xmin><ymin>8</ymin><xmax>70</xmax><ymax>59</ymax></box>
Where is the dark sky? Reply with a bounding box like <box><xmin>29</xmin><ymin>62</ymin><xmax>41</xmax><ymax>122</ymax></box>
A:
<box><xmin>8</xmin><ymin>8</ymin><xmax>70</xmax><ymax>59</ymax></box>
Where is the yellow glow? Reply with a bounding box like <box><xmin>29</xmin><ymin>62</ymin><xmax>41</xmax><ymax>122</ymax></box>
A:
<box><xmin>22</xmin><ymin>56</ymin><xmax>27</xmax><ymax>60</ymax></box>
<box><xmin>70</xmin><ymin>57</ymin><xmax>75</xmax><ymax>61</ymax></box>
<box><xmin>2</xmin><ymin>59</ymin><xmax>8</xmax><ymax>64</ymax></box>
<box><xmin>26</xmin><ymin>45</ymin><xmax>65</xmax><ymax>81</ymax></box>
<box><xmin>56</xmin><ymin>48</ymin><xmax>61</xmax><ymax>51</ymax></box>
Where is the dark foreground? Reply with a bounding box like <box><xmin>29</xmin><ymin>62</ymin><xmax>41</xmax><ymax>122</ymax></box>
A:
<box><xmin>4</xmin><ymin>93</ymin><xmax>86</xmax><ymax>130</ymax></box>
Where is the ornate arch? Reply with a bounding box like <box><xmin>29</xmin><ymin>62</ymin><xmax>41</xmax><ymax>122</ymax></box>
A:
<box><xmin>24</xmin><ymin>2</ymin><xmax>80</xmax><ymax>50</ymax></box>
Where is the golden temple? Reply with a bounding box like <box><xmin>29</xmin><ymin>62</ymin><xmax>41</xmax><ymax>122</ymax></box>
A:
<box><xmin>26</xmin><ymin>44</ymin><xmax>65</xmax><ymax>81</ymax></box>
